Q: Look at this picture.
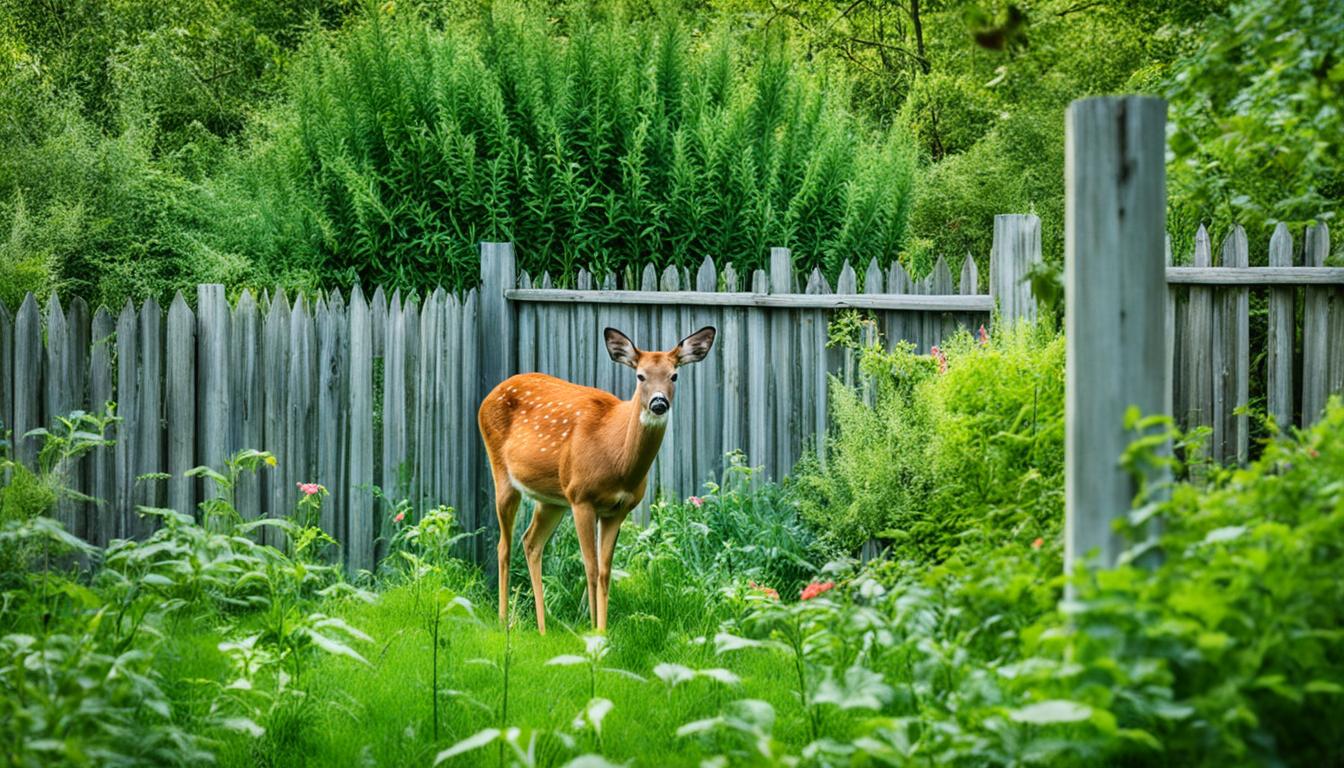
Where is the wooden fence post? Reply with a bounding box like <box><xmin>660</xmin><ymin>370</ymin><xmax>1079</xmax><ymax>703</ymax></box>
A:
<box><xmin>1064</xmin><ymin>96</ymin><xmax>1168</xmax><ymax>572</ymax></box>
<box><xmin>478</xmin><ymin>242</ymin><xmax>515</xmax><ymax>565</ymax></box>
<box><xmin>990</xmin><ymin>214</ymin><xmax>1042</xmax><ymax>324</ymax></box>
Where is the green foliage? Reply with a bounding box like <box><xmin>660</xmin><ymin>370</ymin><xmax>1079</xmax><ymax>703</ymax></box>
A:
<box><xmin>219</xmin><ymin>3</ymin><xmax>915</xmax><ymax>293</ymax></box>
<box><xmin>795</xmin><ymin>320</ymin><xmax>1064</xmax><ymax>556</ymax></box>
<box><xmin>1167</xmin><ymin>0</ymin><xmax>1343</xmax><ymax>249</ymax></box>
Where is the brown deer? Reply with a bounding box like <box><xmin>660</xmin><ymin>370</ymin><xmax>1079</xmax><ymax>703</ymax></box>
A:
<box><xmin>478</xmin><ymin>326</ymin><xmax>716</xmax><ymax>633</ymax></box>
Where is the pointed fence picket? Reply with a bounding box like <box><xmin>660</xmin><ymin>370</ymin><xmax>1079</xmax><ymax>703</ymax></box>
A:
<box><xmin>5</xmin><ymin>224</ymin><xmax>1341</xmax><ymax>570</ymax></box>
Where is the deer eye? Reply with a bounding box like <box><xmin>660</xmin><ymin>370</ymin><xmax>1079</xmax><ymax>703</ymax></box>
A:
<box><xmin>670</xmin><ymin>373</ymin><xmax>678</xmax><ymax>382</ymax></box>
<box><xmin>637</xmin><ymin>373</ymin><xmax>645</xmax><ymax>382</ymax></box>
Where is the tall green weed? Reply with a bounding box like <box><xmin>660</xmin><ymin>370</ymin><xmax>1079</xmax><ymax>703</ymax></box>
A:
<box><xmin>795</xmin><ymin>319</ymin><xmax>1064</xmax><ymax>558</ymax></box>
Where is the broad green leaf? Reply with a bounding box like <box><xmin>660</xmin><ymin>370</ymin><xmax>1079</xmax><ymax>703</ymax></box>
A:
<box><xmin>1008</xmin><ymin>699</ymin><xmax>1093</xmax><ymax>724</ymax></box>
<box><xmin>434</xmin><ymin>728</ymin><xmax>501</xmax><ymax>764</ymax></box>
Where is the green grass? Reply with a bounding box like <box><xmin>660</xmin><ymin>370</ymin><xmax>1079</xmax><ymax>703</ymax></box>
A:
<box><xmin>157</xmin><ymin>575</ymin><xmax>834</xmax><ymax>767</ymax></box>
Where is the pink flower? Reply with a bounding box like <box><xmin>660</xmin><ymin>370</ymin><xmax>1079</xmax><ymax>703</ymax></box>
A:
<box><xmin>1031</xmin><ymin>537</ymin><xmax>1044</xmax><ymax>550</ymax></box>
<box><xmin>930</xmin><ymin>346</ymin><xmax>948</xmax><ymax>374</ymax></box>
<box><xmin>749</xmin><ymin>580</ymin><xmax>780</xmax><ymax>601</ymax></box>
<box><xmin>800</xmin><ymin>581</ymin><xmax>835</xmax><ymax>601</ymax></box>
<box><xmin>688</xmin><ymin>496</ymin><xmax>703</xmax><ymax>508</ymax></box>
<box><xmin>978</xmin><ymin>325</ymin><xmax>990</xmax><ymax>347</ymax></box>
<box><xmin>297</xmin><ymin>482</ymin><xmax>323</xmax><ymax>496</ymax></box>
<box><xmin>394</xmin><ymin>511</ymin><xmax>406</xmax><ymax>523</ymax></box>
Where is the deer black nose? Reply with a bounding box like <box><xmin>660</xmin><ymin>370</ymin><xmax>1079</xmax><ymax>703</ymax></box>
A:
<box><xmin>649</xmin><ymin>396</ymin><xmax>669</xmax><ymax>415</ymax></box>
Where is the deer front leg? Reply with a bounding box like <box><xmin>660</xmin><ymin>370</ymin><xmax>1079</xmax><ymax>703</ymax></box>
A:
<box><xmin>493</xmin><ymin>481</ymin><xmax>521</xmax><ymax>625</ymax></box>
<box><xmin>572</xmin><ymin>503</ymin><xmax>600</xmax><ymax>630</ymax></box>
<box><xmin>522</xmin><ymin>503</ymin><xmax>565</xmax><ymax>634</ymax></box>
<box><xmin>596</xmin><ymin>512</ymin><xmax>626</xmax><ymax>632</ymax></box>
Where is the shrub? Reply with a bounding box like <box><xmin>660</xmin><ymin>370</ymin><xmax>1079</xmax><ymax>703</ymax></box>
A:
<box><xmin>794</xmin><ymin>319</ymin><xmax>1064</xmax><ymax>558</ymax></box>
<box><xmin>221</xmin><ymin>3</ymin><xmax>916</xmax><ymax>294</ymax></box>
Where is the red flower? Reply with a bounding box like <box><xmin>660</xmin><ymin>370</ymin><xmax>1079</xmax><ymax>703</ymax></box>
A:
<box><xmin>1031</xmin><ymin>537</ymin><xmax>1044</xmax><ymax>550</ymax></box>
<box><xmin>297</xmin><ymin>482</ymin><xmax>323</xmax><ymax>496</ymax></box>
<box><xmin>688</xmin><ymin>496</ymin><xmax>704</xmax><ymax>508</ymax></box>
<box><xmin>748</xmin><ymin>580</ymin><xmax>780</xmax><ymax>601</ymax></box>
<box><xmin>978</xmin><ymin>325</ymin><xmax>990</xmax><ymax>347</ymax></box>
<box><xmin>930</xmin><ymin>346</ymin><xmax>948</xmax><ymax>374</ymax></box>
<box><xmin>800</xmin><ymin>581</ymin><xmax>835</xmax><ymax>601</ymax></box>
<box><xmin>394</xmin><ymin>511</ymin><xmax>406</xmax><ymax>523</ymax></box>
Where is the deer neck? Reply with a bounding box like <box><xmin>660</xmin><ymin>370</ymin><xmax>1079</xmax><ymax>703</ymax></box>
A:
<box><xmin>618</xmin><ymin>395</ymin><xmax>667</xmax><ymax>482</ymax></box>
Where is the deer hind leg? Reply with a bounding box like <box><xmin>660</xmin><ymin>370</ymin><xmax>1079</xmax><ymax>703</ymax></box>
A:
<box><xmin>493</xmin><ymin>478</ymin><xmax>522</xmax><ymax>625</ymax></box>
<box><xmin>522</xmin><ymin>503</ymin><xmax>565</xmax><ymax>634</ymax></box>
<box><xmin>596</xmin><ymin>512</ymin><xmax>626</xmax><ymax>632</ymax></box>
<box><xmin>571</xmin><ymin>503</ymin><xmax>600</xmax><ymax>630</ymax></box>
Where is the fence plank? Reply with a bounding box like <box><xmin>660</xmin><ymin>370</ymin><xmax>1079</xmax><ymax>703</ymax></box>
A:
<box><xmin>657</xmin><ymin>265</ymin><xmax>681</xmax><ymax>496</ymax></box>
<box><xmin>262</xmin><ymin>291</ymin><xmax>290</xmax><ymax>543</ymax></box>
<box><xmin>233</xmin><ymin>290</ymin><xmax>262</xmax><ymax>523</ymax></box>
<box><xmin>802</xmin><ymin>270</ymin><xmax>825</xmax><ymax>465</ymax></box>
<box><xmin>14</xmin><ymin>295</ymin><xmax>42</xmax><ymax>468</ymax></box>
<box><xmin>747</xmin><ymin>269</ymin><xmax>770</xmax><ymax>479</ymax></box>
<box><xmin>719</xmin><ymin>264</ymin><xmax>744</xmax><ymax>480</ymax></box>
<box><xmin>114</xmin><ymin>301</ymin><xmax>138</xmax><ymax>540</ymax></box>
<box><xmin>45</xmin><ymin>295</ymin><xmax>79</xmax><ymax>533</ymax></box>
<box><xmin>1064</xmin><ymin>95</ymin><xmax>1168</xmax><ymax>572</ymax></box>
<box><xmin>1301</xmin><ymin>223</ymin><xmax>1331</xmax><ymax>425</ymax></box>
<box><xmin>348</xmin><ymin>286</ymin><xmax>374</xmax><ymax>574</ymax></box>
<box><xmin>402</xmin><ymin>293</ymin><xmax>421</xmax><ymax>512</ymax></box>
<box><xmin>770</xmin><ymin>249</ymin><xmax>796</xmax><ymax>480</ymax></box>
<box><xmin>1264</xmin><ymin>224</ymin><xmax>1294</xmax><ymax>430</ymax></box>
<box><xmin>66</xmin><ymin>297</ymin><xmax>91</xmax><ymax>537</ymax></box>
<box><xmin>383</xmin><ymin>291</ymin><xmax>407</xmax><ymax>513</ymax></box>
<box><xmin>991</xmin><ymin>214</ymin><xmax>1042</xmax><ymax>324</ymax></box>
<box><xmin>285</xmin><ymin>295</ymin><xmax>315</xmax><ymax>546</ymax></box>
<box><xmin>517</xmin><ymin>273</ymin><xmax>536</xmax><ymax>375</ymax></box>
<box><xmin>1183</xmin><ymin>226</ymin><xmax>1214</xmax><ymax>472</ymax></box>
<box><xmin>131</xmin><ymin>299</ymin><xmax>163</xmax><ymax>538</ymax></box>
<box><xmin>89</xmin><ymin>308</ymin><xmax>114</xmax><ymax>545</ymax></box>
<box><xmin>197</xmin><ymin>285</ymin><xmax>230</xmax><ymax>503</ymax></box>
<box><xmin>1217</xmin><ymin>227</ymin><xmax>1250</xmax><ymax>464</ymax></box>
<box><xmin>692</xmin><ymin>257</ymin><xmax>719</xmax><ymax>489</ymax></box>
<box><xmin>931</xmin><ymin>255</ymin><xmax>955</xmax><ymax>344</ymax></box>
<box><xmin>836</xmin><ymin>262</ymin><xmax>858</xmax><ymax>388</ymax></box>
<box><xmin>460</xmin><ymin>289</ymin><xmax>481</xmax><ymax>559</ymax></box>
<box><xmin>316</xmin><ymin>296</ymin><xmax>343</xmax><ymax>541</ymax></box>
<box><xmin>886</xmin><ymin>261</ymin><xmax>915</xmax><ymax>349</ymax></box>
<box><xmin>166</xmin><ymin>294</ymin><xmax>195</xmax><ymax>519</ymax></box>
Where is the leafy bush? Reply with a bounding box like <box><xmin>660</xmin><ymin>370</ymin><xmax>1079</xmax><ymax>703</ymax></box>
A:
<box><xmin>795</xmin><ymin>319</ymin><xmax>1064</xmax><ymax>558</ymax></box>
<box><xmin>704</xmin><ymin>400</ymin><xmax>1344</xmax><ymax>766</ymax></box>
<box><xmin>1167</xmin><ymin>0</ymin><xmax>1343</xmax><ymax>250</ymax></box>
<box><xmin>220</xmin><ymin>3</ymin><xmax>915</xmax><ymax>293</ymax></box>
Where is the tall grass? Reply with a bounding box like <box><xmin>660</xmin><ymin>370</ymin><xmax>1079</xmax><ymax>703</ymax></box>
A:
<box><xmin>223</xmin><ymin>3</ymin><xmax>916</xmax><ymax>293</ymax></box>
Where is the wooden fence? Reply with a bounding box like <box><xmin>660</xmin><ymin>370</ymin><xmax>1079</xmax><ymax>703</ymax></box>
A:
<box><xmin>1065</xmin><ymin>95</ymin><xmax>1342</xmax><ymax>573</ymax></box>
<box><xmin>2</xmin><ymin>210</ymin><xmax>1341</xmax><ymax>570</ymax></box>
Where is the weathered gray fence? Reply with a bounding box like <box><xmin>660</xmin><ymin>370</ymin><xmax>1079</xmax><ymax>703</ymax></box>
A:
<box><xmin>1065</xmin><ymin>94</ymin><xmax>1344</xmax><ymax>574</ymax></box>
<box><xmin>4</xmin><ymin>207</ymin><xmax>1341</xmax><ymax>568</ymax></box>
<box><xmin>1</xmin><ymin>228</ymin><xmax>1031</xmax><ymax>566</ymax></box>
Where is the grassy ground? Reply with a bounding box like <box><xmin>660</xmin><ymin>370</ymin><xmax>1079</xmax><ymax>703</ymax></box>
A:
<box><xmin>157</xmin><ymin>575</ymin><xmax>834</xmax><ymax>767</ymax></box>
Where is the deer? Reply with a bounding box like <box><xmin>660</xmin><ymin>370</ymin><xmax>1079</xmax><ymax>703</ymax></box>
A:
<box><xmin>477</xmin><ymin>325</ymin><xmax>716</xmax><ymax>633</ymax></box>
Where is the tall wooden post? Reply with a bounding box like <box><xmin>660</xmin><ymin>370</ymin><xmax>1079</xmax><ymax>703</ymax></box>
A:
<box><xmin>478</xmin><ymin>242</ymin><xmax>516</xmax><ymax>567</ymax></box>
<box><xmin>990</xmin><ymin>213</ymin><xmax>1042</xmax><ymax>324</ymax></box>
<box><xmin>1064</xmin><ymin>96</ymin><xmax>1168</xmax><ymax>572</ymax></box>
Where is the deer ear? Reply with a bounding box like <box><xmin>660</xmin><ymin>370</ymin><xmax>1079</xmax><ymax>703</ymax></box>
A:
<box><xmin>604</xmin><ymin>327</ymin><xmax>640</xmax><ymax>368</ymax></box>
<box><xmin>673</xmin><ymin>326</ymin><xmax>716</xmax><ymax>366</ymax></box>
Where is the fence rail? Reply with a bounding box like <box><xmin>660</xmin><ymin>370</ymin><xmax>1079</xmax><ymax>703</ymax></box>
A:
<box><xmin>2</xmin><ymin>211</ymin><xmax>1341</xmax><ymax>570</ymax></box>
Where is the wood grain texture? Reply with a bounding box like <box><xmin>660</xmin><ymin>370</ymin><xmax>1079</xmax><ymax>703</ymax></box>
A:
<box><xmin>1064</xmin><ymin>96</ymin><xmax>1168</xmax><ymax>572</ymax></box>
<box><xmin>991</xmin><ymin>214</ymin><xmax>1042</xmax><ymax>324</ymax></box>
<box><xmin>89</xmin><ymin>307</ymin><xmax>114</xmax><ymax>545</ymax></box>
<box><xmin>1266</xmin><ymin>224</ymin><xmax>1295</xmax><ymax>429</ymax></box>
<box><xmin>504</xmin><ymin>288</ymin><xmax>992</xmax><ymax>311</ymax></box>
<box><xmin>165</xmin><ymin>293</ymin><xmax>196</xmax><ymax>521</ymax></box>
<box><xmin>13</xmin><ymin>294</ymin><xmax>41</xmax><ymax>468</ymax></box>
<box><xmin>348</xmin><ymin>286</ymin><xmax>374</xmax><ymax>573</ymax></box>
<box><xmin>1301</xmin><ymin>223</ymin><xmax>1331</xmax><ymax>425</ymax></box>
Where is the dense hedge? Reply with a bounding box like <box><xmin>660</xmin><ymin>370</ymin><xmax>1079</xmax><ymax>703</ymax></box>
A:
<box><xmin>220</xmin><ymin>5</ymin><xmax>916</xmax><ymax>294</ymax></box>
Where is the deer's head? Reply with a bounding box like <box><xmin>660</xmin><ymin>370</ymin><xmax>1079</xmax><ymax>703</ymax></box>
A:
<box><xmin>604</xmin><ymin>326</ymin><xmax>716</xmax><ymax>424</ymax></box>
